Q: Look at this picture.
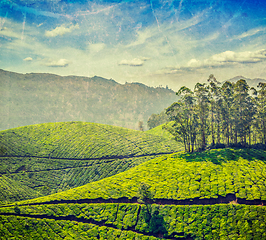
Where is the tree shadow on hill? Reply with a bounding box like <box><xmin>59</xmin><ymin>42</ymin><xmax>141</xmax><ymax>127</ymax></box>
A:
<box><xmin>143</xmin><ymin>207</ymin><xmax>168</xmax><ymax>238</ymax></box>
<box><xmin>177</xmin><ymin>148</ymin><xmax>266</xmax><ymax>165</ymax></box>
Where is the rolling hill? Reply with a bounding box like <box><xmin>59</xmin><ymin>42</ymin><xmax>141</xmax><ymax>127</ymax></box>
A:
<box><xmin>0</xmin><ymin>148</ymin><xmax>265</xmax><ymax>239</ymax></box>
<box><xmin>0</xmin><ymin>69</ymin><xmax>177</xmax><ymax>131</ymax></box>
<box><xmin>0</xmin><ymin>121</ymin><xmax>182</xmax><ymax>203</ymax></box>
<box><xmin>146</xmin><ymin>122</ymin><xmax>174</xmax><ymax>139</ymax></box>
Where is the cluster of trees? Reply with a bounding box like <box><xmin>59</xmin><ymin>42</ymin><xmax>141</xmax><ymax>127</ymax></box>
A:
<box><xmin>165</xmin><ymin>75</ymin><xmax>266</xmax><ymax>152</ymax></box>
<box><xmin>147</xmin><ymin>111</ymin><xmax>169</xmax><ymax>130</ymax></box>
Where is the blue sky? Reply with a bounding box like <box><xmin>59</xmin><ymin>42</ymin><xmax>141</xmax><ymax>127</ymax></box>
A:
<box><xmin>0</xmin><ymin>0</ymin><xmax>266</xmax><ymax>89</ymax></box>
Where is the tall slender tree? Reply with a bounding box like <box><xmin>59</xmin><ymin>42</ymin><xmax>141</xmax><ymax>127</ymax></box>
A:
<box><xmin>194</xmin><ymin>83</ymin><xmax>209</xmax><ymax>150</ymax></box>
<box><xmin>256</xmin><ymin>83</ymin><xmax>266</xmax><ymax>144</ymax></box>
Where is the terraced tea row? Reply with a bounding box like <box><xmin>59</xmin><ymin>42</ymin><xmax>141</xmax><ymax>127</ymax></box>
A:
<box><xmin>13</xmin><ymin>149</ymin><xmax>265</xmax><ymax>206</ymax></box>
<box><xmin>0</xmin><ymin>203</ymin><xmax>265</xmax><ymax>239</ymax></box>
<box><xmin>0</xmin><ymin>215</ymin><xmax>162</xmax><ymax>240</ymax></box>
<box><xmin>0</xmin><ymin>176</ymin><xmax>41</xmax><ymax>203</ymax></box>
<box><xmin>0</xmin><ymin>155</ymin><xmax>156</xmax><ymax>202</ymax></box>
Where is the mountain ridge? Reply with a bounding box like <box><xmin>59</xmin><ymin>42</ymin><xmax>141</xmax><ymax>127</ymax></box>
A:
<box><xmin>0</xmin><ymin>69</ymin><xmax>176</xmax><ymax>131</ymax></box>
<box><xmin>224</xmin><ymin>75</ymin><xmax>266</xmax><ymax>86</ymax></box>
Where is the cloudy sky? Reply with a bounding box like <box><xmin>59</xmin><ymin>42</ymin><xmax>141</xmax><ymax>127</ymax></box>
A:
<box><xmin>0</xmin><ymin>0</ymin><xmax>266</xmax><ymax>90</ymax></box>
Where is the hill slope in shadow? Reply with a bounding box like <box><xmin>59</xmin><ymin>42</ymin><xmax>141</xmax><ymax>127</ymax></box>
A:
<box><xmin>0</xmin><ymin>69</ymin><xmax>177</xmax><ymax>131</ymax></box>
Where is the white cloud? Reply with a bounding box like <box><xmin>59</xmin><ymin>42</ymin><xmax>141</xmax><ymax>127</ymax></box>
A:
<box><xmin>127</xmin><ymin>29</ymin><xmax>154</xmax><ymax>47</ymax></box>
<box><xmin>87</xmin><ymin>43</ymin><xmax>106</xmax><ymax>54</ymax></box>
<box><xmin>0</xmin><ymin>26</ymin><xmax>21</xmax><ymax>39</ymax></box>
<box><xmin>45</xmin><ymin>59</ymin><xmax>71</xmax><ymax>67</ymax></box>
<box><xmin>156</xmin><ymin>49</ymin><xmax>266</xmax><ymax>75</ymax></box>
<box><xmin>207</xmin><ymin>49</ymin><xmax>266</xmax><ymax>65</ymax></box>
<box><xmin>118</xmin><ymin>57</ymin><xmax>148</xmax><ymax>66</ymax></box>
<box><xmin>186</xmin><ymin>49</ymin><xmax>266</xmax><ymax>69</ymax></box>
<box><xmin>187</xmin><ymin>59</ymin><xmax>202</xmax><ymax>68</ymax></box>
<box><xmin>232</xmin><ymin>27</ymin><xmax>266</xmax><ymax>40</ymax></box>
<box><xmin>45</xmin><ymin>24</ymin><xmax>79</xmax><ymax>37</ymax></box>
<box><xmin>23</xmin><ymin>57</ymin><xmax>33</xmax><ymax>61</ymax></box>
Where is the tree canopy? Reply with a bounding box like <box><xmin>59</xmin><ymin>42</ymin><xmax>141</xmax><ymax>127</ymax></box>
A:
<box><xmin>165</xmin><ymin>75</ymin><xmax>266</xmax><ymax>152</ymax></box>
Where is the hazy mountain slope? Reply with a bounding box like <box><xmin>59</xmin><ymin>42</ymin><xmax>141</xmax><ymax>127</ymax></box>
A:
<box><xmin>0</xmin><ymin>69</ymin><xmax>177</xmax><ymax>131</ymax></box>
<box><xmin>0</xmin><ymin>121</ymin><xmax>181</xmax><ymax>202</ymax></box>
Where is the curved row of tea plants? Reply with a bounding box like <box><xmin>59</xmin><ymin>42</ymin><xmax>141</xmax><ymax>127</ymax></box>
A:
<box><xmin>1</xmin><ymin>155</ymin><xmax>155</xmax><ymax>200</ymax></box>
<box><xmin>0</xmin><ymin>121</ymin><xmax>181</xmax><ymax>159</ymax></box>
<box><xmin>0</xmin><ymin>215</ymin><xmax>161</xmax><ymax>240</ymax></box>
<box><xmin>0</xmin><ymin>203</ymin><xmax>265</xmax><ymax>239</ymax></box>
<box><xmin>14</xmin><ymin>149</ymin><xmax>266</xmax><ymax>206</ymax></box>
<box><xmin>0</xmin><ymin>122</ymin><xmax>182</xmax><ymax>203</ymax></box>
<box><xmin>0</xmin><ymin>176</ymin><xmax>41</xmax><ymax>204</ymax></box>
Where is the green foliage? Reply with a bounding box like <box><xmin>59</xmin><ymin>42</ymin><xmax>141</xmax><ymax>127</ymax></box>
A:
<box><xmin>0</xmin><ymin>176</ymin><xmax>41</xmax><ymax>204</ymax></box>
<box><xmin>165</xmin><ymin>78</ymin><xmax>266</xmax><ymax>151</ymax></box>
<box><xmin>13</xmin><ymin>206</ymin><xmax>20</xmax><ymax>214</ymax></box>
<box><xmin>147</xmin><ymin>111</ymin><xmax>169</xmax><ymax>130</ymax></box>
<box><xmin>0</xmin><ymin>214</ymin><xmax>161</xmax><ymax>239</ymax></box>
<box><xmin>137</xmin><ymin>182</ymin><xmax>154</xmax><ymax>204</ymax></box>
<box><xmin>0</xmin><ymin>122</ymin><xmax>179</xmax><ymax>159</ymax></box>
<box><xmin>146</xmin><ymin>122</ymin><xmax>175</xmax><ymax>140</ymax></box>
<box><xmin>0</xmin><ymin>122</ymin><xmax>181</xmax><ymax>202</ymax></box>
<box><xmin>1</xmin><ymin>203</ymin><xmax>265</xmax><ymax>239</ymax></box>
<box><xmin>12</xmin><ymin>149</ymin><xmax>265</xmax><ymax>205</ymax></box>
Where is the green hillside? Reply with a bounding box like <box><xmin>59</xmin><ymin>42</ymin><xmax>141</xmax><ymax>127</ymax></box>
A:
<box><xmin>0</xmin><ymin>148</ymin><xmax>265</xmax><ymax>239</ymax></box>
<box><xmin>0</xmin><ymin>121</ymin><xmax>179</xmax><ymax>158</ymax></box>
<box><xmin>0</xmin><ymin>122</ymin><xmax>181</xmax><ymax>203</ymax></box>
<box><xmin>15</xmin><ymin>148</ymin><xmax>265</xmax><ymax>205</ymax></box>
<box><xmin>0</xmin><ymin>69</ymin><xmax>177</xmax><ymax>131</ymax></box>
<box><xmin>146</xmin><ymin>122</ymin><xmax>174</xmax><ymax>139</ymax></box>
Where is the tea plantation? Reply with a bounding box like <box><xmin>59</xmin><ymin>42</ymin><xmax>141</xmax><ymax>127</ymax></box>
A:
<box><xmin>0</xmin><ymin>148</ymin><xmax>265</xmax><ymax>239</ymax></box>
<box><xmin>10</xmin><ymin>148</ymin><xmax>265</xmax><ymax>205</ymax></box>
<box><xmin>0</xmin><ymin>122</ymin><xmax>182</xmax><ymax>203</ymax></box>
<box><xmin>1</xmin><ymin>122</ymin><xmax>265</xmax><ymax>239</ymax></box>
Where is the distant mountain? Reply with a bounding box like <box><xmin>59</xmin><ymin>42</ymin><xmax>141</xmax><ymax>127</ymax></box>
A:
<box><xmin>0</xmin><ymin>69</ymin><xmax>177</xmax><ymax>131</ymax></box>
<box><xmin>224</xmin><ymin>75</ymin><xmax>266</xmax><ymax>87</ymax></box>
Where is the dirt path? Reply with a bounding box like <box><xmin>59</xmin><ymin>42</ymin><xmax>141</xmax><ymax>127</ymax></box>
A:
<box><xmin>1</xmin><ymin>194</ymin><xmax>265</xmax><ymax>208</ymax></box>
<box><xmin>0</xmin><ymin>152</ymin><xmax>175</xmax><ymax>161</ymax></box>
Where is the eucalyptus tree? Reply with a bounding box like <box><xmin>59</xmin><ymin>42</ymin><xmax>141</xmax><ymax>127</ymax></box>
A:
<box><xmin>233</xmin><ymin>79</ymin><xmax>250</xmax><ymax>145</ymax></box>
<box><xmin>165</xmin><ymin>86</ymin><xmax>198</xmax><ymax>152</ymax></box>
<box><xmin>194</xmin><ymin>83</ymin><xmax>209</xmax><ymax>150</ymax></box>
<box><xmin>164</xmin><ymin>77</ymin><xmax>265</xmax><ymax>152</ymax></box>
<box><xmin>221</xmin><ymin>81</ymin><xmax>234</xmax><ymax>145</ymax></box>
<box><xmin>207</xmin><ymin>74</ymin><xmax>221</xmax><ymax>145</ymax></box>
<box><xmin>255</xmin><ymin>82</ymin><xmax>266</xmax><ymax>144</ymax></box>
